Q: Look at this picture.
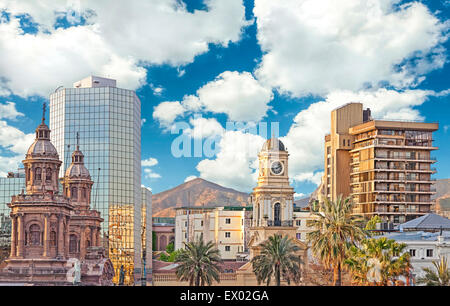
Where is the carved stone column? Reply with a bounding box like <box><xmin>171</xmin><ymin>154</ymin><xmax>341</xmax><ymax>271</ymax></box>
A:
<box><xmin>65</xmin><ymin>216</ymin><xmax>70</xmax><ymax>257</ymax></box>
<box><xmin>80</xmin><ymin>225</ymin><xmax>86</xmax><ymax>259</ymax></box>
<box><xmin>91</xmin><ymin>226</ymin><xmax>97</xmax><ymax>246</ymax></box>
<box><xmin>43</xmin><ymin>213</ymin><xmax>50</xmax><ymax>257</ymax></box>
<box><xmin>10</xmin><ymin>215</ymin><xmax>16</xmax><ymax>258</ymax></box>
<box><xmin>57</xmin><ymin>214</ymin><xmax>65</xmax><ymax>257</ymax></box>
<box><xmin>17</xmin><ymin>213</ymin><xmax>24</xmax><ymax>258</ymax></box>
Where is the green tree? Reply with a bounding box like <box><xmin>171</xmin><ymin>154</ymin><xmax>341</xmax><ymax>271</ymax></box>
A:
<box><xmin>175</xmin><ymin>233</ymin><xmax>222</xmax><ymax>286</ymax></box>
<box><xmin>364</xmin><ymin>215</ymin><xmax>382</xmax><ymax>236</ymax></box>
<box><xmin>345</xmin><ymin>237</ymin><xmax>411</xmax><ymax>286</ymax></box>
<box><xmin>251</xmin><ymin>234</ymin><xmax>302</xmax><ymax>286</ymax></box>
<box><xmin>417</xmin><ymin>257</ymin><xmax>450</xmax><ymax>286</ymax></box>
<box><xmin>306</xmin><ymin>195</ymin><xmax>367</xmax><ymax>286</ymax></box>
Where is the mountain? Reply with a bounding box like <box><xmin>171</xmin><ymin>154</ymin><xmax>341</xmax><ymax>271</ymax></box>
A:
<box><xmin>433</xmin><ymin>178</ymin><xmax>450</xmax><ymax>200</ymax></box>
<box><xmin>151</xmin><ymin>178</ymin><xmax>250</xmax><ymax>217</ymax></box>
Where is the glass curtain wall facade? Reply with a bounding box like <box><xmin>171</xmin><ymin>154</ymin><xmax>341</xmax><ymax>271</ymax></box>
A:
<box><xmin>0</xmin><ymin>174</ymin><xmax>25</xmax><ymax>262</ymax></box>
<box><xmin>49</xmin><ymin>80</ymin><xmax>142</xmax><ymax>285</ymax></box>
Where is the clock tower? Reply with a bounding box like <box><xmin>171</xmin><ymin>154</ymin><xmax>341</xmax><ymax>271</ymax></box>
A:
<box><xmin>246</xmin><ymin>138</ymin><xmax>307</xmax><ymax>258</ymax></box>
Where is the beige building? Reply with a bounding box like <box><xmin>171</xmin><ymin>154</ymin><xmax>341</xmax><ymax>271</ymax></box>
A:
<box><xmin>324</xmin><ymin>103</ymin><xmax>438</xmax><ymax>224</ymax></box>
<box><xmin>175</xmin><ymin>206</ymin><xmax>250</xmax><ymax>260</ymax></box>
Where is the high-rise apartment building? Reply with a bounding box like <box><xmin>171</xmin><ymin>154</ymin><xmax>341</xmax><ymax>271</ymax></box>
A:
<box><xmin>49</xmin><ymin>76</ymin><xmax>145</xmax><ymax>285</ymax></box>
<box><xmin>324</xmin><ymin>103</ymin><xmax>438</xmax><ymax>224</ymax></box>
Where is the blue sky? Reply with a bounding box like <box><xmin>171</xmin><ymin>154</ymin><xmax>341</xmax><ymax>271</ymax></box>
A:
<box><xmin>0</xmin><ymin>0</ymin><xmax>449</xmax><ymax>197</ymax></box>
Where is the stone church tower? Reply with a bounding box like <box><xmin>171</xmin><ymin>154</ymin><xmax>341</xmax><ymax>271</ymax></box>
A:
<box><xmin>61</xmin><ymin>133</ymin><xmax>103</xmax><ymax>260</ymax></box>
<box><xmin>0</xmin><ymin>105</ymin><xmax>113</xmax><ymax>285</ymax></box>
<box><xmin>247</xmin><ymin>138</ymin><xmax>307</xmax><ymax>258</ymax></box>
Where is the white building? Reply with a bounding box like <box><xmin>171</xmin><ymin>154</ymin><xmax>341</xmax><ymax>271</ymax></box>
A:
<box><xmin>380</xmin><ymin>231</ymin><xmax>450</xmax><ymax>283</ymax></box>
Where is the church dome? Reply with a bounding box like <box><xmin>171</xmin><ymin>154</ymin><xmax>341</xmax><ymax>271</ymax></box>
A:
<box><xmin>26</xmin><ymin>118</ymin><xmax>59</xmax><ymax>157</ymax></box>
<box><xmin>65</xmin><ymin>146</ymin><xmax>91</xmax><ymax>178</ymax></box>
<box><xmin>262</xmin><ymin>138</ymin><xmax>286</xmax><ymax>151</ymax></box>
<box><xmin>65</xmin><ymin>163</ymin><xmax>90</xmax><ymax>178</ymax></box>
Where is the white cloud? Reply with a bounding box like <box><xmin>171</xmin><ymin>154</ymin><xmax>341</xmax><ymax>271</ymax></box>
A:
<box><xmin>254</xmin><ymin>0</ymin><xmax>449</xmax><ymax>97</ymax></box>
<box><xmin>186</xmin><ymin>117</ymin><xmax>224</xmax><ymax>139</ymax></box>
<box><xmin>153</xmin><ymin>71</ymin><xmax>273</xmax><ymax>127</ymax></box>
<box><xmin>196</xmin><ymin>130</ymin><xmax>265</xmax><ymax>192</ymax></box>
<box><xmin>0</xmin><ymin>117</ymin><xmax>35</xmax><ymax>177</ymax></box>
<box><xmin>153</xmin><ymin>101</ymin><xmax>186</xmax><ymax>129</ymax></box>
<box><xmin>144</xmin><ymin>168</ymin><xmax>161</xmax><ymax>179</ymax></box>
<box><xmin>0</xmin><ymin>101</ymin><xmax>24</xmax><ymax>119</ymax></box>
<box><xmin>184</xmin><ymin>175</ymin><xmax>198</xmax><ymax>183</ymax></box>
<box><xmin>0</xmin><ymin>0</ymin><xmax>249</xmax><ymax>97</ymax></box>
<box><xmin>141</xmin><ymin>157</ymin><xmax>158</xmax><ymax>167</ymax></box>
<box><xmin>142</xmin><ymin>157</ymin><xmax>160</xmax><ymax>179</ymax></box>
<box><xmin>141</xmin><ymin>118</ymin><xmax>146</xmax><ymax>127</ymax></box>
<box><xmin>294</xmin><ymin>192</ymin><xmax>306</xmax><ymax>199</ymax></box>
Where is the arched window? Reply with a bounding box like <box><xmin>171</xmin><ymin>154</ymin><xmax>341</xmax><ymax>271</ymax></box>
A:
<box><xmin>86</xmin><ymin>239</ymin><xmax>91</xmax><ymax>247</ymax></box>
<box><xmin>30</xmin><ymin>224</ymin><xmax>41</xmax><ymax>246</ymax></box>
<box><xmin>46</xmin><ymin>168</ymin><xmax>52</xmax><ymax>181</ymax></box>
<box><xmin>82</xmin><ymin>188</ymin><xmax>87</xmax><ymax>200</ymax></box>
<box><xmin>274</xmin><ymin>203</ymin><xmax>281</xmax><ymax>226</ymax></box>
<box><xmin>69</xmin><ymin>235</ymin><xmax>78</xmax><ymax>253</ymax></box>
<box><xmin>50</xmin><ymin>231</ymin><xmax>57</xmax><ymax>247</ymax></box>
<box><xmin>35</xmin><ymin>168</ymin><xmax>42</xmax><ymax>182</ymax></box>
<box><xmin>26</xmin><ymin>168</ymin><xmax>31</xmax><ymax>182</ymax></box>
<box><xmin>71</xmin><ymin>187</ymin><xmax>78</xmax><ymax>200</ymax></box>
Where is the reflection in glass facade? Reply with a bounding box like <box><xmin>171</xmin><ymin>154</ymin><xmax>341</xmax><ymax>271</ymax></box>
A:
<box><xmin>0</xmin><ymin>173</ymin><xmax>25</xmax><ymax>257</ymax></box>
<box><xmin>49</xmin><ymin>78</ymin><xmax>143</xmax><ymax>285</ymax></box>
<box><xmin>141</xmin><ymin>187</ymin><xmax>152</xmax><ymax>285</ymax></box>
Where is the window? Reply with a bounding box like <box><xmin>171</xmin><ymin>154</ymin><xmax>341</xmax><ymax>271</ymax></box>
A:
<box><xmin>200</xmin><ymin>221</ymin><xmax>203</xmax><ymax>226</ymax></box>
<box><xmin>296</xmin><ymin>220</ymin><xmax>301</xmax><ymax>226</ymax></box>
<box><xmin>426</xmin><ymin>249</ymin><xmax>433</xmax><ymax>257</ymax></box>
<box><xmin>296</xmin><ymin>233</ymin><xmax>302</xmax><ymax>240</ymax></box>
<box><xmin>71</xmin><ymin>187</ymin><xmax>78</xmax><ymax>200</ymax></box>
<box><xmin>225</xmin><ymin>232</ymin><xmax>231</xmax><ymax>238</ymax></box>
<box><xmin>409</xmin><ymin>249</ymin><xmax>416</xmax><ymax>257</ymax></box>
<box><xmin>225</xmin><ymin>218</ymin><xmax>231</xmax><ymax>224</ymax></box>
<box><xmin>46</xmin><ymin>168</ymin><xmax>52</xmax><ymax>181</ymax></box>
<box><xmin>69</xmin><ymin>234</ymin><xmax>78</xmax><ymax>253</ymax></box>
<box><xmin>185</xmin><ymin>221</ymin><xmax>187</xmax><ymax>227</ymax></box>
<box><xmin>30</xmin><ymin>224</ymin><xmax>41</xmax><ymax>246</ymax></box>
<box><xmin>35</xmin><ymin>167</ymin><xmax>42</xmax><ymax>181</ymax></box>
<box><xmin>225</xmin><ymin>246</ymin><xmax>231</xmax><ymax>252</ymax></box>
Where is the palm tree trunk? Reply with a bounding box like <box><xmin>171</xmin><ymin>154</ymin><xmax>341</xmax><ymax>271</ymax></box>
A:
<box><xmin>333</xmin><ymin>262</ymin><xmax>342</xmax><ymax>286</ymax></box>
<box><xmin>276</xmin><ymin>265</ymin><xmax>281</xmax><ymax>286</ymax></box>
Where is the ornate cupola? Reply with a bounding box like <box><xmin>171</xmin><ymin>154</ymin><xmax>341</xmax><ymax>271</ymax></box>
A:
<box><xmin>62</xmin><ymin>133</ymin><xmax>93</xmax><ymax>210</ymax></box>
<box><xmin>23</xmin><ymin>103</ymin><xmax>62</xmax><ymax>195</ymax></box>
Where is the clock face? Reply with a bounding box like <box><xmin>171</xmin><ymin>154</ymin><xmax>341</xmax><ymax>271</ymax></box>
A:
<box><xmin>270</xmin><ymin>161</ymin><xmax>283</xmax><ymax>175</ymax></box>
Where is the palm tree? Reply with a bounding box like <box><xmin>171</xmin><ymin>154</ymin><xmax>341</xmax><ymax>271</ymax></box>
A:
<box><xmin>345</xmin><ymin>237</ymin><xmax>411</xmax><ymax>286</ymax></box>
<box><xmin>251</xmin><ymin>234</ymin><xmax>302</xmax><ymax>286</ymax></box>
<box><xmin>175</xmin><ymin>233</ymin><xmax>223</xmax><ymax>286</ymax></box>
<box><xmin>417</xmin><ymin>257</ymin><xmax>450</xmax><ymax>286</ymax></box>
<box><xmin>307</xmin><ymin>196</ymin><xmax>367</xmax><ymax>286</ymax></box>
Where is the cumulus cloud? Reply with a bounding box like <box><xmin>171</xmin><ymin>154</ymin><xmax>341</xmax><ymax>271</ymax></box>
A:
<box><xmin>254</xmin><ymin>0</ymin><xmax>449</xmax><ymax>97</ymax></box>
<box><xmin>185</xmin><ymin>117</ymin><xmax>224</xmax><ymax>139</ymax></box>
<box><xmin>196</xmin><ymin>130</ymin><xmax>265</xmax><ymax>192</ymax></box>
<box><xmin>153</xmin><ymin>71</ymin><xmax>273</xmax><ymax>128</ymax></box>
<box><xmin>0</xmin><ymin>101</ymin><xmax>24</xmax><ymax>120</ymax></box>
<box><xmin>142</xmin><ymin>156</ymin><xmax>160</xmax><ymax>179</ymax></box>
<box><xmin>0</xmin><ymin>0</ymin><xmax>249</xmax><ymax>97</ymax></box>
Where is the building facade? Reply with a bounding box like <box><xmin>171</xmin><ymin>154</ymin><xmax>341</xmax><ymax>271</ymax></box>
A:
<box><xmin>324</xmin><ymin>103</ymin><xmax>438</xmax><ymax>224</ymax></box>
<box><xmin>0</xmin><ymin>171</ymin><xmax>25</xmax><ymax>255</ymax></box>
<box><xmin>175</xmin><ymin>206</ymin><xmax>250</xmax><ymax>260</ymax></box>
<box><xmin>49</xmin><ymin>76</ymin><xmax>144</xmax><ymax>284</ymax></box>
<box><xmin>0</xmin><ymin>111</ymin><xmax>113</xmax><ymax>285</ymax></box>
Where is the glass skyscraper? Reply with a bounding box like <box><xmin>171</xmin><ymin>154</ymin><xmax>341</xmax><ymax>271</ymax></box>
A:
<box><xmin>0</xmin><ymin>170</ymin><xmax>25</xmax><ymax>260</ymax></box>
<box><xmin>49</xmin><ymin>76</ymin><xmax>143</xmax><ymax>285</ymax></box>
